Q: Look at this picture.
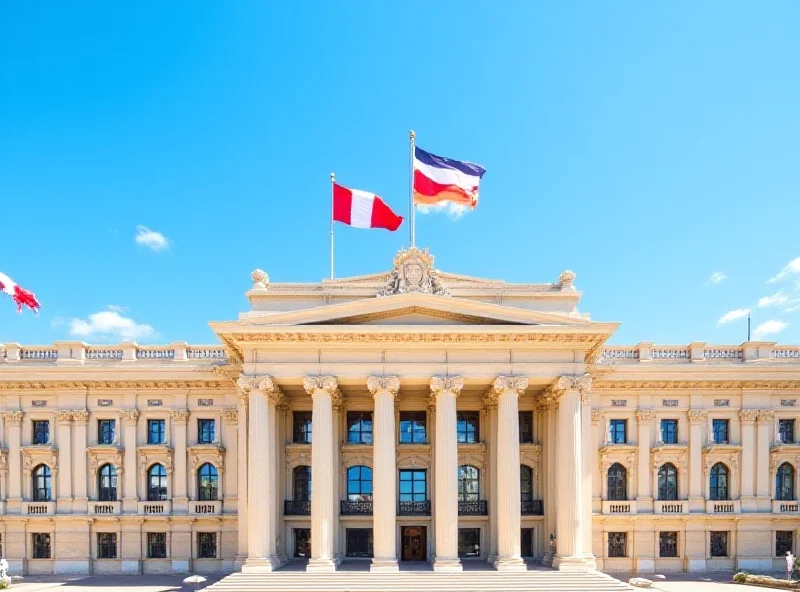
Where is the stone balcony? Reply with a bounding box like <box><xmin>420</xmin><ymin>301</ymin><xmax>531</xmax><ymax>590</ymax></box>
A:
<box><xmin>138</xmin><ymin>501</ymin><xmax>172</xmax><ymax>515</ymax></box>
<box><xmin>706</xmin><ymin>500</ymin><xmax>741</xmax><ymax>514</ymax></box>
<box><xmin>190</xmin><ymin>500</ymin><xmax>222</xmax><ymax>515</ymax></box>
<box><xmin>89</xmin><ymin>501</ymin><xmax>121</xmax><ymax>515</ymax></box>
<box><xmin>22</xmin><ymin>501</ymin><xmax>56</xmax><ymax>515</ymax></box>
<box><xmin>773</xmin><ymin>500</ymin><xmax>800</xmax><ymax>514</ymax></box>
<box><xmin>654</xmin><ymin>500</ymin><xmax>689</xmax><ymax>514</ymax></box>
<box><xmin>602</xmin><ymin>500</ymin><xmax>637</xmax><ymax>515</ymax></box>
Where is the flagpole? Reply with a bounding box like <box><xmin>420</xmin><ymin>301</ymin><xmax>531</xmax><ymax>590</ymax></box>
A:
<box><xmin>409</xmin><ymin>130</ymin><xmax>416</xmax><ymax>248</ymax></box>
<box><xmin>330</xmin><ymin>172</ymin><xmax>335</xmax><ymax>279</ymax></box>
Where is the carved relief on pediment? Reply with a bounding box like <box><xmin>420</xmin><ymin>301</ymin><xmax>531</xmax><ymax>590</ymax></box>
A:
<box><xmin>378</xmin><ymin>247</ymin><xmax>450</xmax><ymax>297</ymax></box>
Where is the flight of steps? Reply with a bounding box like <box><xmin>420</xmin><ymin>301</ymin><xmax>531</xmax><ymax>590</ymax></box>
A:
<box><xmin>206</xmin><ymin>567</ymin><xmax>634</xmax><ymax>592</ymax></box>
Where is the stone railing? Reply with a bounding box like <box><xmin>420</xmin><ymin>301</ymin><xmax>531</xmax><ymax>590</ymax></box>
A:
<box><xmin>89</xmin><ymin>501</ymin><xmax>121</xmax><ymax>515</ymax></box>
<box><xmin>706</xmin><ymin>500</ymin><xmax>741</xmax><ymax>514</ymax></box>
<box><xmin>138</xmin><ymin>501</ymin><xmax>172</xmax><ymax>515</ymax></box>
<box><xmin>189</xmin><ymin>500</ymin><xmax>222</xmax><ymax>515</ymax></box>
<box><xmin>773</xmin><ymin>500</ymin><xmax>800</xmax><ymax>514</ymax></box>
<box><xmin>599</xmin><ymin>342</ymin><xmax>798</xmax><ymax>364</ymax></box>
<box><xmin>602</xmin><ymin>500</ymin><xmax>637</xmax><ymax>515</ymax></box>
<box><xmin>654</xmin><ymin>500</ymin><xmax>689</xmax><ymax>514</ymax></box>
<box><xmin>1</xmin><ymin>342</ymin><xmax>227</xmax><ymax>364</ymax></box>
<box><xmin>22</xmin><ymin>501</ymin><xmax>56</xmax><ymax>515</ymax></box>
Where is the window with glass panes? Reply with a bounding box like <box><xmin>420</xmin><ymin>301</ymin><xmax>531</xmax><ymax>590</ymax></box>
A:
<box><xmin>710</xmin><ymin>532</ymin><xmax>728</xmax><ymax>557</ymax></box>
<box><xmin>197</xmin><ymin>463</ymin><xmax>219</xmax><ymax>501</ymax></box>
<box><xmin>458</xmin><ymin>528</ymin><xmax>480</xmax><ymax>557</ymax></box>
<box><xmin>458</xmin><ymin>465</ymin><xmax>480</xmax><ymax>501</ymax></box>
<box><xmin>33</xmin><ymin>420</ymin><xmax>49</xmax><ymax>445</ymax></box>
<box><xmin>347</xmin><ymin>466</ymin><xmax>373</xmax><ymax>501</ymax></box>
<box><xmin>293</xmin><ymin>412</ymin><xmax>312</xmax><ymax>444</ymax></box>
<box><xmin>777</xmin><ymin>531</ymin><xmax>793</xmax><ymax>557</ymax></box>
<box><xmin>780</xmin><ymin>419</ymin><xmax>795</xmax><ymax>444</ymax></box>
<box><xmin>608</xmin><ymin>532</ymin><xmax>627</xmax><ymax>558</ymax></box>
<box><xmin>98</xmin><ymin>419</ymin><xmax>115</xmax><ymax>445</ymax></box>
<box><xmin>399</xmin><ymin>470</ymin><xmax>426</xmax><ymax>501</ymax></box>
<box><xmin>32</xmin><ymin>533</ymin><xmax>51</xmax><ymax>559</ymax></box>
<box><xmin>609</xmin><ymin>419</ymin><xmax>627</xmax><ymax>444</ymax></box>
<box><xmin>659</xmin><ymin>532</ymin><xmax>678</xmax><ymax>558</ymax></box>
<box><xmin>147</xmin><ymin>419</ymin><xmax>165</xmax><ymax>445</ymax></box>
<box><xmin>98</xmin><ymin>464</ymin><xmax>117</xmax><ymax>501</ymax></box>
<box><xmin>518</xmin><ymin>411</ymin><xmax>533</xmax><ymax>443</ymax></box>
<box><xmin>347</xmin><ymin>412</ymin><xmax>373</xmax><ymax>444</ymax></box>
<box><xmin>198</xmin><ymin>533</ymin><xmax>217</xmax><ymax>558</ymax></box>
<box><xmin>710</xmin><ymin>463</ymin><xmax>729</xmax><ymax>500</ymax></box>
<box><xmin>457</xmin><ymin>412</ymin><xmax>479</xmax><ymax>443</ymax></box>
<box><xmin>198</xmin><ymin>419</ymin><xmax>215</xmax><ymax>444</ymax></box>
<box><xmin>147</xmin><ymin>533</ymin><xmax>167</xmax><ymax>558</ymax></box>
<box><xmin>97</xmin><ymin>533</ymin><xmax>117</xmax><ymax>559</ymax></box>
<box><xmin>399</xmin><ymin>411</ymin><xmax>426</xmax><ymax>444</ymax></box>
<box><xmin>293</xmin><ymin>466</ymin><xmax>312</xmax><ymax>502</ymax></box>
<box><xmin>520</xmin><ymin>465</ymin><xmax>533</xmax><ymax>503</ymax></box>
<box><xmin>660</xmin><ymin>419</ymin><xmax>678</xmax><ymax>444</ymax></box>
<box><xmin>712</xmin><ymin>419</ymin><xmax>729</xmax><ymax>444</ymax></box>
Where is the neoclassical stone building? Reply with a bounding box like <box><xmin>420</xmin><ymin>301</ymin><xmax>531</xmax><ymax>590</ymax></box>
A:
<box><xmin>1</xmin><ymin>247</ymin><xmax>799</xmax><ymax>576</ymax></box>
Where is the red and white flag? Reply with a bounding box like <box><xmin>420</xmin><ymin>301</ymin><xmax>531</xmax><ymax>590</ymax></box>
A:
<box><xmin>333</xmin><ymin>183</ymin><xmax>403</xmax><ymax>231</ymax></box>
<box><xmin>0</xmin><ymin>272</ymin><xmax>41</xmax><ymax>315</ymax></box>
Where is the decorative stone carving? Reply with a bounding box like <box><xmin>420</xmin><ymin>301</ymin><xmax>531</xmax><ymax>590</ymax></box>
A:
<box><xmin>430</xmin><ymin>376</ymin><xmax>463</xmax><ymax>398</ymax></box>
<box><xmin>239</xmin><ymin>375</ymin><xmax>285</xmax><ymax>405</ymax></box>
<box><xmin>493</xmin><ymin>376</ymin><xmax>528</xmax><ymax>395</ymax></box>
<box><xmin>55</xmin><ymin>410</ymin><xmax>73</xmax><ymax>423</ymax></box>
<box><xmin>739</xmin><ymin>409</ymin><xmax>759</xmax><ymax>423</ymax></box>
<box><xmin>687</xmin><ymin>409</ymin><xmax>707</xmax><ymax>423</ymax></box>
<box><xmin>3</xmin><ymin>411</ymin><xmax>23</xmax><ymax>426</ymax></box>
<box><xmin>222</xmin><ymin>408</ymin><xmax>238</xmax><ymax>423</ymax></box>
<box><xmin>377</xmin><ymin>247</ymin><xmax>451</xmax><ymax>297</ymax></box>
<box><xmin>557</xmin><ymin>270</ymin><xmax>576</xmax><ymax>290</ymax></box>
<box><xmin>303</xmin><ymin>375</ymin><xmax>338</xmax><ymax>395</ymax></box>
<box><xmin>482</xmin><ymin>390</ymin><xmax>498</xmax><ymax>412</ymax></box>
<box><xmin>121</xmin><ymin>409</ymin><xmax>139</xmax><ymax>424</ymax></box>
<box><xmin>171</xmin><ymin>409</ymin><xmax>190</xmax><ymax>424</ymax></box>
<box><xmin>367</xmin><ymin>376</ymin><xmax>400</xmax><ymax>397</ymax></box>
<box><xmin>71</xmin><ymin>410</ymin><xmax>89</xmax><ymax>424</ymax></box>
<box><xmin>591</xmin><ymin>410</ymin><xmax>601</xmax><ymax>423</ymax></box>
<box><xmin>636</xmin><ymin>410</ymin><xmax>653</xmax><ymax>423</ymax></box>
<box><xmin>553</xmin><ymin>374</ymin><xmax>592</xmax><ymax>395</ymax></box>
<box><xmin>251</xmin><ymin>269</ymin><xmax>269</xmax><ymax>289</ymax></box>
<box><xmin>757</xmin><ymin>410</ymin><xmax>774</xmax><ymax>422</ymax></box>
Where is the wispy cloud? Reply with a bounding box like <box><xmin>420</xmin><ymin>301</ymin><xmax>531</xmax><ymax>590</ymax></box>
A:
<box><xmin>135</xmin><ymin>225</ymin><xmax>170</xmax><ymax>252</ymax></box>
<box><xmin>705</xmin><ymin>271</ymin><xmax>726</xmax><ymax>286</ymax></box>
<box><xmin>758</xmin><ymin>291</ymin><xmax>790</xmax><ymax>308</ymax></box>
<box><xmin>768</xmin><ymin>256</ymin><xmax>800</xmax><ymax>283</ymax></box>
<box><xmin>416</xmin><ymin>202</ymin><xmax>469</xmax><ymax>220</ymax></box>
<box><xmin>69</xmin><ymin>307</ymin><xmax>156</xmax><ymax>342</ymax></box>
<box><xmin>753</xmin><ymin>319</ymin><xmax>789</xmax><ymax>340</ymax></box>
<box><xmin>717</xmin><ymin>308</ymin><xmax>750</xmax><ymax>325</ymax></box>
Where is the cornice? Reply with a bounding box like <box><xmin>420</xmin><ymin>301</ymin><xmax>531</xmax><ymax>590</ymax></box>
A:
<box><xmin>595</xmin><ymin>380</ymin><xmax>800</xmax><ymax>390</ymax></box>
<box><xmin>224</xmin><ymin>331</ymin><xmax>606</xmax><ymax>345</ymax></box>
<box><xmin>0</xmin><ymin>380</ymin><xmax>231</xmax><ymax>391</ymax></box>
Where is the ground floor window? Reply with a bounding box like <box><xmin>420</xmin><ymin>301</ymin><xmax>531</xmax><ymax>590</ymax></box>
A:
<box><xmin>608</xmin><ymin>532</ymin><xmax>627</xmax><ymax>558</ymax></box>
<box><xmin>710</xmin><ymin>532</ymin><xmax>728</xmax><ymax>557</ymax></box>
<box><xmin>147</xmin><ymin>533</ymin><xmax>167</xmax><ymax>558</ymax></box>
<box><xmin>198</xmin><ymin>533</ymin><xmax>217</xmax><ymax>558</ymax></box>
<box><xmin>346</xmin><ymin>528</ymin><xmax>373</xmax><ymax>558</ymax></box>
<box><xmin>294</xmin><ymin>528</ymin><xmax>311</xmax><ymax>558</ymax></box>
<box><xmin>458</xmin><ymin>528</ymin><xmax>480</xmax><ymax>558</ymax></box>
<box><xmin>659</xmin><ymin>532</ymin><xmax>678</xmax><ymax>558</ymax></box>
<box><xmin>32</xmin><ymin>533</ymin><xmax>51</xmax><ymax>559</ymax></box>
<box><xmin>97</xmin><ymin>533</ymin><xmax>117</xmax><ymax>559</ymax></box>
<box><xmin>777</xmin><ymin>531</ymin><xmax>794</xmax><ymax>557</ymax></box>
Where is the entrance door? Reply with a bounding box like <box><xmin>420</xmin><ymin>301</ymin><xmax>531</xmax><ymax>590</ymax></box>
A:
<box><xmin>521</xmin><ymin>528</ymin><xmax>533</xmax><ymax>558</ymax></box>
<box><xmin>401</xmin><ymin>526</ymin><xmax>427</xmax><ymax>561</ymax></box>
<box><xmin>294</xmin><ymin>528</ymin><xmax>311</xmax><ymax>558</ymax></box>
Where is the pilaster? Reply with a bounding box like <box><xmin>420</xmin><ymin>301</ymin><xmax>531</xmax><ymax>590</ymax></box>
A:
<box><xmin>483</xmin><ymin>390</ymin><xmax>499</xmax><ymax>564</ymax></box>
<box><xmin>121</xmin><ymin>409</ymin><xmax>139</xmax><ymax>513</ymax></box>
<box><xmin>55</xmin><ymin>411</ymin><xmax>73</xmax><ymax>513</ymax></box>
<box><xmin>235</xmin><ymin>392</ymin><xmax>248</xmax><ymax>568</ymax></box>
<box><xmin>636</xmin><ymin>410</ymin><xmax>653</xmax><ymax>506</ymax></box>
<box><xmin>739</xmin><ymin>410</ymin><xmax>757</xmax><ymax>511</ymax></box>
<box><xmin>171</xmin><ymin>409</ymin><xmax>189</xmax><ymax>512</ymax></box>
<box><xmin>4</xmin><ymin>411</ymin><xmax>23</xmax><ymax>512</ymax></box>
<box><xmin>756</xmin><ymin>410</ymin><xmax>773</xmax><ymax>509</ymax></box>
<box><xmin>688</xmin><ymin>409</ymin><xmax>706</xmax><ymax>512</ymax></box>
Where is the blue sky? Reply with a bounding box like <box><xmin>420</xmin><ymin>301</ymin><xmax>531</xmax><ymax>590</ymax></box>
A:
<box><xmin>2</xmin><ymin>2</ymin><xmax>799</xmax><ymax>346</ymax></box>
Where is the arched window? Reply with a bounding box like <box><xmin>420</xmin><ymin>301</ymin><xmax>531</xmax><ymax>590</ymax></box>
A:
<box><xmin>607</xmin><ymin>463</ymin><xmax>627</xmax><ymax>501</ymax></box>
<box><xmin>458</xmin><ymin>465</ymin><xmax>480</xmax><ymax>502</ymax></box>
<box><xmin>147</xmin><ymin>464</ymin><xmax>168</xmax><ymax>501</ymax></box>
<box><xmin>98</xmin><ymin>464</ymin><xmax>117</xmax><ymax>501</ymax></box>
<box><xmin>346</xmin><ymin>466</ymin><xmax>373</xmax><ymax>502</ymax></box>
<box><xmin>293</xmin><ymin>466</ymin><xmax>311</xmax><ymax>502</ymax></box>
<box><xmin>32</xmin><ymin>464</ymin><xmax>52</xmax><ymax>501</ymax></box>
<box><xmin>197</xmin><ymin>463</ymin><xmax>219</xmax><ymax>501</ymax></box>
<box><xmin>520</xmin><ymin>465</ymin><xmax>533</xmax><ymax>503</ymax></box>
<box><xmin>657</xmin><ymin>463</ymin><xmax>678</xmax><ymax>501</ymax></box>
<box><xmin>777</xmin><ymin>463</ymin><xmax>795</xmax><ymax>501</ymax></box>
<box><xmin>709</xmin><ymin>463</ymin><xmax>729</xmax><ymax>501</ymax></box>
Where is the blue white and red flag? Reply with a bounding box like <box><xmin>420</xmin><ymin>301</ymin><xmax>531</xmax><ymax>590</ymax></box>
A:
<box><xmin>413</xmin><ymin>146</ymin><xmax>486</xmax><ymax>210</ymax></box>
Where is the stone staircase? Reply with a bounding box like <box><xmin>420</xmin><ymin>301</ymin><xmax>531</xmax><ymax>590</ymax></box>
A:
<box><xmin>206</xmin><ymin>566</ymin><xmax>633</xmax><ymax>591</ymax></box>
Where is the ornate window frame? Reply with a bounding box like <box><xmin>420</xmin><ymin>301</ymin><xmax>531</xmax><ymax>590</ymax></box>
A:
<box><xmin>87</xmin><ymin>445</ymin><xmax>123</xmax><ymax>501</ymax></box>
<box><xmin>770</xmin><ymin>450</ymin><xmax>800</xmax><ymax>500</ymax></box>
<box><xmin>702</xmin><ymin>446</ymin><xmax>740</xmax><ymax>500</ymax></box>
<box><xmin>187</xmin><ymin>444</ymin><xmax>225</xmax><ymax>501</ymax></box>
<box><xmin>599</xmin><ymin>444</ymin><xmax>636</xmax><ymax>500</ymax></box>
<box><xmin>138</xmin><ymin>445</ymin><xmax>174</xmax><ymax>501</ymax></box>
<box><xmin>520</xmin><ymin>443</ymin><xmax>541</xmax><ymax>500</ymax></box>
<box><xmin>21</xmin><ymin>446</ymin><xmax>58</xmax><ymax>501</ymax></box>
<box><xmin>651</xmin><ymin>444</ymin><xmax>688</xmax><ymax>500</ymax></box>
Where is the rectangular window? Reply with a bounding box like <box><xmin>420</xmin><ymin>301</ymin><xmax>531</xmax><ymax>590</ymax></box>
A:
<box><xmin>609</xmin><ymin>419</ymin><xmax>627</xmax><ymax>444</ymax></box>
<box><xmin>710</xmin><ymin>532</ymin><xmax>728</xmax><ymax>557</ymax></box>
<box><xmin>779</xmin><ymin>419</ymin><xmax>795</xmax><ymax>444</ymax></box>
<box><xmin>33</xmin><ymin>420</ymin><xmax>50</xmax><ymax>445</ymax></box>
<box><xmin>660</xmin><ymin>419</ymin><xmax>678</xmax><ymax>444</ymax></box>
<box><xmin>457</xmin><ymin>528</ymin><xmax>481</xmax><ymax>557</ymax></box>
<box><xmin>345</xmin><ymin>528</ymin><xmax>374</xmax><ymax>558</ymax></box>
<box><xmin>347</xmin><ymin>412</ymin><xmax>373</xmax><ymax>444</ymax></box>
<box><xmin>608</xmin><ymin>532</ymin><xmax>627</xmax><ymax>558</ymax></box>
<box><xmin>98</xmin><ymin>419</ymin><xmax>116</xmax><ymax>445</ymax></box>
<box><xmin>399</xmin><ymin>411</ymin><xmax>427</xmax><ymax>444</ymax></box>
<box><xmin>519</xmin><ymin>411</ymin><xmax>533</xmax><ymax>444</ymax></box>
<box><xmin>293</xmin><ymin>412</ymin><xmax>312</xmax><ymax>444</ymax></box>
<box><xmin>457</xmin><ymin>411</ymin><xmax>479</xmax><ymax>444</ymax></box>
<box><xmin>32</xmin><ymin>533</ymin><xmax>51</xmax><ymax>559</ymax></box>
<box><xmin>712</xmin><ymin>419</ymin><xmax>729</xmax><ymax>444</ymax></box>
<box><xmin>147</xmin><ymin>533</ymin><xmax>167</xmax><ymax>558</ymax></box>
<box><xmin>399</xmin><ymin>470</ymin><xmax>427</xmax><ymax>501</ymax></box>
<box><xmin>97</xmin><ymin>533</ymin><xmax>117</xmax><ymax>559</ymax></box>
<box><xmin>659</xmin><ymin>532</ymin><xmax>678</xmax><ymax>558</ymax></box>
<box><xmin>777</xmin><ymin>531</ymin><xmax>794</xmax><ymax>557</ymax></box>
<box><xmin>147</xmin><ymin>420</ymin><xmax>165</xmax><ymax>445</ymax></box>
<box><xmin>198</xmin><ymin>419</ymin><xmax>215</xmax><ymax>444</ymax></box>
<box><xmin>198</xmin><ymin>532</ymin><xmax>217</xmax><ymax>559</ymax></box>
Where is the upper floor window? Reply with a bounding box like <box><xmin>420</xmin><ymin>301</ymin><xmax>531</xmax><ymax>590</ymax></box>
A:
<box><xmin>98</xmin><ymin>419</ymin><xmax>116</xmax><ymax>445</ymax></box>
<box><xmin>346</xmin><ymin>465</ymin><xmax>373</xmax><ymax>502</ymax></box>
<box><xmin>458</xmin><ymin>465</ymin><xmax>480</xmax><ymax>502</ymax></box>
<box><xmin>33</xmin><ymin>420</ymin><xmax>49</xmax><ymax>445</ymax></box>
<box><xmin>198</xmin><ymin>419</ymin><xmax>215</xmax><ymax>444</ymax></box>
<box><xmin>520</xmin><ymin>465</ymin><xmax>533</xmax><ymax>503</ymax></box>
<box><xmin>660</xmin><ymin>419</ymin><xmax>678</xmax><ymax>444</ymax></box>
<box><xmin>293</xmin><ymin>466</ymin><xmax>312</xmax><ymax>502</ymax></box>
<box><xmin>399</xmin><ymin>411</ymin><xmax>427</xmax><ymax>444</ymax></box>
<box><xmin>657</xmin><ymin>463</ymin><xmax>678</xmax><ymax>501</ymax></box>
<box><xmin>457</xmin><ymin>412</ymin><xmax>479</xmax><ymax>444</ymax></box>
<box><xmin>347</xmin><ymin>412</ymin><xmax>373</xmax><ymax>444</ymax></box>
<box><xmin>147</xmin><ymin>464</ymin><xmax>168</xmax><ymax>501</ymax></box>
<box><xmin>147</xmin><ymin>420</ymin><xmax>165</xmax><ymax>445</ymax></box>
<box><xmin>519</xmin><ymin>411</ymin><xmax>533</xmax><ymax>444</ymax></box>
<box><xmin>607</xmin><ymin>463</ymin><xmax>628</xmax><ymax>501</ymax></box>
<box><xmin>609</xmin><ymin>419</ymin><xmax>627</xmax><ymax>444</ymax></box>
<box><xmin>293</xmin><ymin>412</ymin><xmax>312</xmax><ymax>444</ymax></box>
<box><xmin>779</xmin><ymin>419</ymin><xmax>795</xmax><ymax>444</ymax></box>
<box><xmin>98</xmin><ymin>464</ymin><xmax>117</xmax><ymax>501</ymax></box>
<box><xmin>712</xmin><ymin>419</ymin><xmax>729</xmax><ymax>444</ymax></box>
<box><xmin>776</xmin><ymin>463</ymin><xmax>795</xmax><ymax>501</ymax></box>
<box><xmin>197</xmin><ymin>463</ymin><xmax>219</xmax><ymax>501</ymax></box>
<box><xmin>32</xmin><ymin>464</ymin><xmax>52</xmax><ymax>501</ymax></box>
<box><xmin>709</xmin><ymin>463</ymin><xmax>729</xmax><ymax>501</ymax></box>
<box><xmin>399</xmin><ymin>469</ymin><xmax>427</xmax><ymax>501</ymax></box>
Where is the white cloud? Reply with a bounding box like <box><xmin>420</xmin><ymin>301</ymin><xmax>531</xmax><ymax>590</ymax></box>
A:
<box><xmin>753</xmin><ymin>319</ymin><xmax>789</xmax><ymax>340</ymax></box>
<box><xmin>705</xmin><ymin>271</ymin><xmax>726</xmax><ymax>286</ymax></box>
<box><xmin>70</xmin><ymin>307</ymin><xmax>156</xmax><ymax>342</ymax></box>
<box><xmin>135</xmin><ymin>225</ymin><xmax>170</xmax><ymax>252</ymax></box>
<box><xmin>768</xmin><ymin>256</ymin><xmax>800</xmax><ymax>283</ymax></box>
<box><xmin>717</xmin><ymin>308</ymin><xmax>750</xmax><ymax>325</ymax></box>
<box><xmin>758</xmin><ymin>291</ymin><xmax>790</xmax><ymax>308</ymax></box>
<box><xmin>416</xmin><ymin>202</ymin><xmax>469</xmax><ymax>220</ymax></box>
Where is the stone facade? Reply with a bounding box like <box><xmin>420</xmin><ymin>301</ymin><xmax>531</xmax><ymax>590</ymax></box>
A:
<box><xmin>0</xmin><ymin>247</ymin><xmax>799</xmax><ymax>575</ymax></box>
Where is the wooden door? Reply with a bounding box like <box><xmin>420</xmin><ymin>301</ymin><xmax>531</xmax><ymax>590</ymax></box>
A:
<box><xmin>401</xmin><ymin>526</ymin><xmax>426</xmax><ymax>561</ymax></box>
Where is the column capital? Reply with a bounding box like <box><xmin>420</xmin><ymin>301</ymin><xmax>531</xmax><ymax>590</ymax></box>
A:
<box><xmin>554</xmin><ymin>374</ymin><xmax>592</xmax><ymax>394</ymax></box>
<box><xmin>303</xmin><ymin>375</ymin><xmax>338</xmax><ymax>396</ymax></box>
<box><xmin>223</xmin><ymin>408</ymin><xmax>239</xmax><ymax>424</ymax></box>
<box><xmin>688</xmin><ymin>409</ymin><xmax>707</xmax><ymax>424</ymax></box>
<box><xmin>121</xmin><ymin>409</ymin><xmax>139</xmax><ymax>424</ymax></box>
<box><xmin>757</xmin><ymin>410</ymin><xmax>774</xmax><ymax>423</ymax></box>
<box><xmin>3</xmin><ymin>411</ymin><xmax>23</xmax><ymax>426</ymax></box>
<box><xmin>367</xmin><ymin>376</ymin><xmax>400</xmax><ymax>397</ymax></box>
<box><xmin>591</xmin><ymin>410</ymin><xmax>601</xmax><ymax>424</ymax></box>
<box><xmin>171</xmin><ymin>409</ymin><xmax>190</xmax><ymax>424</ymax></box>
<box><xmin>636</xmin><ymin>410</ymin><xmax>653</xmax><ymax>424</ymax></box>
<box><xmin>430</xmin><ymin>376</ymin><xmax>463</xmax><ymax>398</ymax></box>
<box><xmin>739</xmin><ymin>409</ymin><xmax>759</xmax><ymax>423</ymax></box>
<box><xmin>55</xmin><ymin>410</ymin><xmax>74</xmax><ymax>424</ymax></box>
<box><xmin>239</xmin><ymin>375</ymin><xmax>285</xmax><ymax>406</ymax></box>
<box><xmin>493</xmin><ymin>376</ymin><xmax>528</xmax><ymax>396</ymax></box>
<box><xmin>71</xmin><ymin>409</ymin><xmax>89</xmax><ymax>424</ymax></box>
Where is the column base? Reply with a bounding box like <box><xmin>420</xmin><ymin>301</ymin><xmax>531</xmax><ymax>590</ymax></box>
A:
<box><xmin>242</xmin><ymin>556</ymin><xmax>282</xmax><ymax>573</ymax></box>
<box><xmin>370</xmin><ymin>558</ymin><xmax>399</xmax><ymax>572</ymax></box>
<box><xmin>493</xmin><ymin>556</ymin><xmax>526</xmax><ymax>572</ymax></box>
<box><xmin>306</xmin><ymin>558</ymin><xmax>337</xmax><ymax>572</ymax></box>
<box><xmin>234</xmin><ymin>554</ymin><xmax>248</xmax><ymax>571</ymax></box>
<box><xmin>433</xmin><ymin>557</ymin><xmax>463</xmax><ymax>572</ymax></box>
<box><xmin>583</xmin><ymin>552</ymin><xmax>597</xmax><ymax>570</ymax></box>
<box><xmin>553</xmin><ymin>555</ymin><xmax>588</xmax><ymax>572</ymax></box>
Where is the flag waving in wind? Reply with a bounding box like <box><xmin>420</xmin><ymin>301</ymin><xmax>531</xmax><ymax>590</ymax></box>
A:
<box><xmin>0</xmin><ymin>272</ymin><xmax>41</xmax><ymax>315</ymax></box>
<box><xmin>413</xmin><ymin>146</ymin><xmax>486</xmax><ymax>210</ymax></box>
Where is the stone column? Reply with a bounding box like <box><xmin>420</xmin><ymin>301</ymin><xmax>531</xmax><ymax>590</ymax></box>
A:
<box><xmin>304</xmin><ymin>375</ymin><xmax>339</xmax><ymax>572</ymax></box>
<box><xmin>431</xmin><ymin>376</ymin><xmax>463</xmax><ymax>572</ymax></box>
<box><xmin>483</xmin><ymin>390</ymin><xmax>499</xmax><ymax>565</ymax></box>
<box><xmin>756</xmin><ymin>411</ymin><xmax>773</xmax><ymax>501</ymax></box>
<box><xmin>55</xmin><ymin>411</ymin><xmax>73</xmax><ymax>512</ymax></box>
<box><xmin>72</xmin><ymin>410</ymin><xmax>89</xmax><ymax>511</ymax></box>
<box><xmin>636</xmin><ymin>411</ymin><xmax>652</xmax><ymax>503</ymax></box>
<box><xmin>493</xmin><ymin>376</ymin><xmax>527</xmax><ymax>571</ymax></box>
<box><xmin>4</xmin><ymin>412</ymin><xmax>23</xmax><ymax>506</ymax></box>
<box><xmin>171</xmin><ymin>410</ymin><xmax>189</xmax><ymax>512</ymax></box>
<box><xmin>121</xmin><ymin>409</ymin><xmax>139</xmax><ymax>513</ymax></box>
<box><xmin>235</xmin><ymin>393</ymin><xmax>249</xmax><ymax>568</ymax></box>
<box><xmin>240</xmin><ymin>376</ymin><xmax>282</xmax><ymax>572</ymax></box>
<box><xmin>688</xmin><ymin>410</ymin><xmax>706</xmax><ymax>511</ymax></box>
<box><xmin>542</xmin><ymin>395</ymin><xmax>557</xmax><ymax>566</ymax></box>
<box><xmin>581</xmin><ymin>389</ymin><xmax>596</xmax><ymax>568</ymax></box>
<box><xmin>739</xmin><ymin>410</ymin><xmax>757</xmax><ymax>508</ymax></box>
<box><xmin>553</xmin><ymin>375</ymin><xmax>590</xmax><ymax>572</ymax></box>
<box><xmin>368</xmin><ymin>376</ymin><xmax>400</xmax><ymax>571</ymax></box>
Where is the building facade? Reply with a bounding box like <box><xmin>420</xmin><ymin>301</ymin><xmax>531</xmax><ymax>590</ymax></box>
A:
<box><xmin>1</xmin><ymin>247</ymin><xmax>799</xmax><ymax>576</ymax></box>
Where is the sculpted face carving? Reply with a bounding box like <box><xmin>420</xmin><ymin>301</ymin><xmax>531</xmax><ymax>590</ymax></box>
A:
<box><xmin>378</xmin><ymin>247</ymin><xmax>451</xmax><ymax>297</ymax></box>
